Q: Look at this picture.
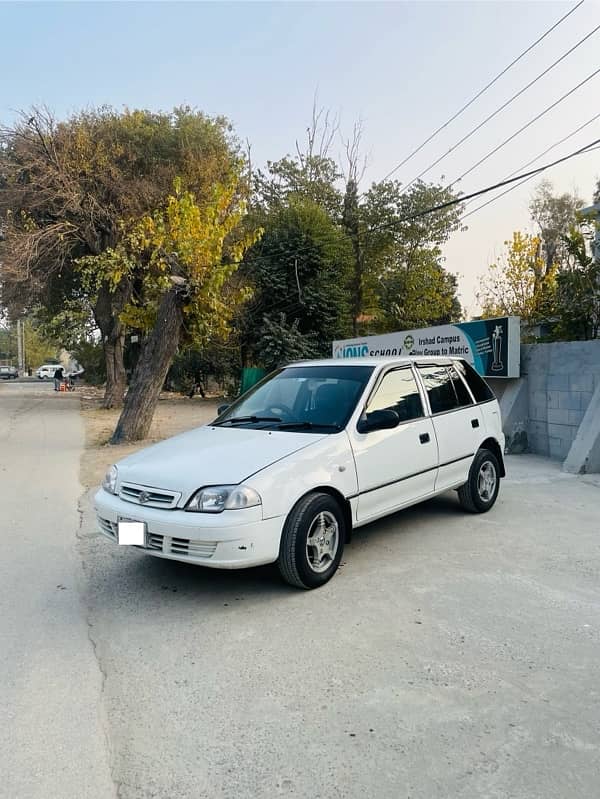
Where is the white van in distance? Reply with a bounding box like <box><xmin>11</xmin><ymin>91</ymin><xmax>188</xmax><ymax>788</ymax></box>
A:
<box><xmin>95</xmin><ymin>357</ymin><xmax>505</xmax><ymax>589</ymax></box>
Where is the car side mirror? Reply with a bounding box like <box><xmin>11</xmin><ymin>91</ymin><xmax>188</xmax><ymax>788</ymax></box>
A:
<box><xmin>357</xmin><ymin>408</ymin><xmax>400</xmax><ymax>433</ymax></box>
<box><xmin>217</xmin><ymin>403</ymin><xmax>230</xmax><ymax>416</ymax></box>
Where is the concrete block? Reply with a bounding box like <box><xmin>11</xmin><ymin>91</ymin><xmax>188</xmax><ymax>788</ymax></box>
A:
<box><xmin>567</xmin><ymin>409</ymin><xmax>585</xmax><ymax>426</ymax></box>
<box><xmin>558</xmin><ymin>392</ymin><xmax>583</xmax><ymax>411</ymax></box>
<box><xmin>547</xmin><ymin>392</ymin><xmax>560</xmax><ymax>409</ymax></box>
<box><xmin>564</xmin><ymin>382</ymin><xmax>600</xmax><ymax>474</ymax></box>
<box><xmin>549</xmin><ymin>437</ymin><xmax>567</xmax><ymax>460</ymax></box>
<box><xmin>548</xmin><ymin>422</ymin><xmax>572</xmax><ymax>440</ymax></box>
<box><xmin>528</xmin><ymin>433</ymin><xmax>549</xmax><ymax>456</ymax></box>
<box><xmin>580</xmin><ymin>391</ymin><xmax>593</xmax><ymax>411</ymax></box>
<box><xmin>548</xmin><ymin>408</ymin><xmax>570</xmax><ymax>425</ymax></box>
<box><xmin>569</xmin><ymin>374</ymin><xmax>594</xmax><ymax>392</ymax></box>
<box><xmin>548</xmin><ymin>374</ymin><xmax>570</xmax><ymax>390</ymax></box>
<box><xmin>499</xmin><ymin>377</ymin><xmax>529</xmax><ymax>451</ymax></box>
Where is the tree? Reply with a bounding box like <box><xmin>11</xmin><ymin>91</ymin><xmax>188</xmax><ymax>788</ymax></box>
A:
<box><xmin>554</xmin><ymin>228</ymin><xmax>600</xmax><ymax>340</ymax></box>
<box><xmin>101</xmin><ymin>179</ymin><xmax>259</xmax><ymax>442</ymax></box>
<box><xmin>0</xmin><ymin>106</ymin><xmax>238</xmax><ymax>407</ymax></box>
<box><xmin>529</xmin><ymin>180</ymin><xmax>582</xmax><ymax>279</ymax></box>
<box><xmin>360</xmin><ymin>180</ymin><xmax>463</xmax><ymax>332</ymax></box>
<box><xmin>239</xmin><ymin>200</ymin><xmax>352</xmax><ymax>368</ymax></box>
<box><xmin>478</xmin><ymin>230</ymin><xmax>558</xmax><ymax>328</ymax></box>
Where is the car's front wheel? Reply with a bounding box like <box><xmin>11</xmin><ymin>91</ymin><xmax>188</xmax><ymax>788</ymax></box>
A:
<box><xmin>458</xmin><ymin>447</ymin><xmax>500</xmax><ymax>513</ymax></box>
<box><xmin>278</xmin><ymin>492</ymin><xmax>346</xmax><ymax>589</ymax></box>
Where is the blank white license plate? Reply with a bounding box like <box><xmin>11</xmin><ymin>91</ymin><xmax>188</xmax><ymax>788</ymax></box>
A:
<box><xmin>118</xmin><ymin>520</ymin><xmax>146</xmax><ymax>545</ymax></box>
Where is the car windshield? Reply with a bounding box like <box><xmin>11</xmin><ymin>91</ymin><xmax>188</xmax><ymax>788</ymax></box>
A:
<box><xmin>214</xmin><ymin>365</ymin><xmax>375</xmax><ymax>432</ymax></box>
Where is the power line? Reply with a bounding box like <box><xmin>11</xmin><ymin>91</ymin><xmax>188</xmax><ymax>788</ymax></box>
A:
<box><xmin>380</xmin><ymin>0</ymin><xmax>586</xmax><ymax>183</ymax></box>
<box><xmin>462</xmin><ymin>142</ymin><xmax>600</xmax><ymax>222</ymax></box>
<box><xmin>374</xmin><ymin>136</ymin><xmax>600</xmax><ymax>231</ymax></box>
<box><xmin>399</xmin><ymin>21</ymin><xmax>600</xmax><ymax>194</ymax></box>
<box><xmin>459</xmin><ymin>112</ymin><xmax>600</xmax><ymax>219</ymax></box>
<box><xmin>448</xmin><ymin>66</ymin><xmax>600</xmax><ymax>188</ymax></box>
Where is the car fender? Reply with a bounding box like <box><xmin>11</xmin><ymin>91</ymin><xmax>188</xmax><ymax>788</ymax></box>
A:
<box><xmin>247</xmin><ymin>432</ymin><xmax>358</xmax><ymax>521</ymax></box>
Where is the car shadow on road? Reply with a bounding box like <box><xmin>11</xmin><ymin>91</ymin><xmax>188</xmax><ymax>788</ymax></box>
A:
<box><xmin>88</xmin><ymin>491</ymin><xmax>464</xmax><ymax>609</ymax></box>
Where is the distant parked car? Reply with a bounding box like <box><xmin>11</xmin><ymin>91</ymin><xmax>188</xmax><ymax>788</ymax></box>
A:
<box><xmin>36</xmin><ymin>364</ymin><xmax>60</xmax><ymax>380</ymax></box>
<box><xmin>0</xmin><ymin>366</ymin><xmax>18</xmax><ymax>380</ymax></box>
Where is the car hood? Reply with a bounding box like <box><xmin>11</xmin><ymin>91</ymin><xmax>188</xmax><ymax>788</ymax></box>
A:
<box><xmin>115</xmin><ymin>425</ymin><xmax>327</xmax><ymax>502</ymax></box>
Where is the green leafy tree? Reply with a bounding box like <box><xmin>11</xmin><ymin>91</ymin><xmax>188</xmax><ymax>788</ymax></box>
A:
<box><xmin>0</xmin><ymin>106</ymin><xmax>239</xmax><ymax>408</ymax></box>
<box><xmin>359</xmin><ymin>180</ymin><xmax>463</xmax><ymax>332</ymax></box>
<box><xmin>95</xmin><ymin>178</ymin><xmax>259</xmax><ymax>442</ymax></box>
<box><xmin>554</xmin><ymin>228</ymin><xmax>600</xmax><ymax>340</ymax></box>
<box><xmin>239</xmin><ymin>200</ymin><xmax>352</xmax><ymax>367</ymax></box>
<box><xmin>529</xmin><ymin>180</ymin><xmax>583</xmax><ymax>278</ymax></box>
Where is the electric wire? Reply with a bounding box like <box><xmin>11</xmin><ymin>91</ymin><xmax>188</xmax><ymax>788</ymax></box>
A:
<box><xmin>381</xmin><ymin>0</ymin><xmax>586</xmax><ymax>182</ymax></box>
<box><xmin>373</xmin><ymin>135</ymin><xmax>600</xmax><ymax>231</ymax></box>
<box><xmin>399</xmin><ymin>23</ymin><xmax>600</xmax><ymax>194</ymax></box>
<box><xmin>447</xmin><ymin>66</ymin><xmax>600</xmax><ymax>189</ymax></box>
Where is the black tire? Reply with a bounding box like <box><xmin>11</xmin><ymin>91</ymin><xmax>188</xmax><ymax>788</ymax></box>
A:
<box><xmin>278</xmin><ymin>492</ymin><xmax>346</xmax><ymax>589</ymax></box>
<box><xmin>458</xmin><ymin>448</ymin><xmax>501</xmax><ymax>513</ymax></box>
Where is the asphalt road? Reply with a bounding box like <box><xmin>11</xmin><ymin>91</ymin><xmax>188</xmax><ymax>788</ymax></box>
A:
<box><xmin>2</xmin><ymin>382</ymin><xmax>600</xmax><ymax>798</ymax></box>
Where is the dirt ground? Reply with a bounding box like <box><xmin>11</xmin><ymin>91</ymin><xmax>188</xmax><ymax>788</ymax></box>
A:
<box><xmin>79</xmin><ymin>388</ymin><xmax>221</xmax><ymax>490</ymax></box>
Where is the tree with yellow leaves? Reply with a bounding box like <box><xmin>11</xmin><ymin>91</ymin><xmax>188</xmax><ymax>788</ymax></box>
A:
<box><xmin>477</xmin><ymin>231</ymin><xmax>557</xmax><ymax>327</ymax></box>
<box><xmin>80</xmin><ymin>178</ymin><xmax>260</xmax><ymax>443</ymax></box>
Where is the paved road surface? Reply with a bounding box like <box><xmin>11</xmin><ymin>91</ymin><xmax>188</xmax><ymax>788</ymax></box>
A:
<box><xmin>0</xmin><ymin>382</ymin><xmax>116</xmax><ymax>798</ymax></box>
<box><xmin>2</xmin><ymin>382</ymin><xmax>600</xmax><ymax>798</ymax></box>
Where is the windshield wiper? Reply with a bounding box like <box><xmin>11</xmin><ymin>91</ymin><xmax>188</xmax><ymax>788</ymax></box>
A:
<box><xmin>276</xmin><ymin>421</ymin><xmax>342</xmax><ymax>431</ymax></box>
<box><xmin>218</xmin><ymin>415</ymin><xmax>282</xmax><ymax>426</ymax></box>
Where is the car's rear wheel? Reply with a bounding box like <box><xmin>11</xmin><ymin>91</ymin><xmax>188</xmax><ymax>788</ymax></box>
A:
<box><xmin>278</xmin><ymin>492</ymin><xmax>345</xmax><ymax>589</ymax></box>
<box><xmin>458</xmin><ymin>448</ymin><xmax>500</xmax><ymax>513</ymax></box>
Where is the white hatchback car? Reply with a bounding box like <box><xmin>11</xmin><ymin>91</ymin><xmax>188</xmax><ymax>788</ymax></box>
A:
<box><xmin>95</xmin><ymin>357</ymin><xmax>505</xmax><ymax>589</ymax></box>
<box><xmin>36</xmin><ymin>364</ymin><xmax>60</xmax><ymax>379</ymax></box>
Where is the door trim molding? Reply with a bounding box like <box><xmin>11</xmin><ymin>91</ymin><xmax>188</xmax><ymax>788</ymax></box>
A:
<box><xmin>347</xmin><ymin>453</ymin><xmax>474</xmax><ymax>499</ymax></box>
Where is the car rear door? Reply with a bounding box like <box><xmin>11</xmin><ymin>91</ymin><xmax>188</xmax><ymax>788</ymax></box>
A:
<box><xmin>416</xmin><ymin>363</ymin><xmax>483</xmax><ymax>492</ymax></box>
<box><xmin>348</xmin><ymin>365</ymin><xmax>439</xmax><ymax>523</ymax></box>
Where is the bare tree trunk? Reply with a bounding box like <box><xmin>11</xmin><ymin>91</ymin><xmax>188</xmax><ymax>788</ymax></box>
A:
<box><xmin>110</xmin><ymin>289</ymin><xmax>184</xmax><ymax>444</ymax></box>
<box><xmin>103</xmin><ymin>334</ymin><xmax>127</xmax><ymax>409</ymax></box>
<box><xmin>94</xmin><ymin>281</ymin><xmax>132</xmax><ymax>409</ymax></box>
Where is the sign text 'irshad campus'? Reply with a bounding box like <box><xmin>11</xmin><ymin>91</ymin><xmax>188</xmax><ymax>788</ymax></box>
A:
<box><xmin>332</xmin><ymin>316</ymin><xmax>520</xmax><ymax>378</ymax></box>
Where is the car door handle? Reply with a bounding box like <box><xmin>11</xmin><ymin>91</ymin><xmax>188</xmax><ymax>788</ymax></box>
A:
<box><xmin>471</xmin><ymin>419</ymin><xmax>480</xmax><ymax>428</ymax></box>
<box><xmin>419</xmin><ymin>432</ymin><xmax>430</xmax><ymax>444</ymax></box>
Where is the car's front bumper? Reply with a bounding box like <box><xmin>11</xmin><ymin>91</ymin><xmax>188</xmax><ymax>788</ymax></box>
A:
<box><xmin>94</xmin><ymin>489</ymin><xmax>283</xmax><ymax>569</ymax></box>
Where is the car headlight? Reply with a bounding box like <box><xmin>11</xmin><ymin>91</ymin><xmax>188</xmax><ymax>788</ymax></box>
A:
<box><xmin>102</xmin><ymin>464</ymin><xmax>118</xmax><ymax>495</ymax></box>
<box><xmin>186</xmin><ymin>485</ymin><xmax>261</xmax><ymax>513</ymax></box>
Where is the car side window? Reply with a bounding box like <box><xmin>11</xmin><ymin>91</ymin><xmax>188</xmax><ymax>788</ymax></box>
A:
<box><xmin>417</xmin><ymin>365</ymin><xmax>461</xmax><ymax>414</ymax></box>
<box><xmin>458</xmin><ymin>360</ymin><xmax>495</xmax><ymax>402</ymax></box>
<box><xmin>366</xmin><ymin>368</ymin><xmax>424</xmax><ymax>422</ymax></box>
<box><xmin>448</xmin><ymin>365</ymin><xmax>474</xmax><ymax>406</ymax></box>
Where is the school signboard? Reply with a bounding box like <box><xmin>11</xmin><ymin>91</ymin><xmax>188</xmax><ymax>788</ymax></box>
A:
<box><xmin>332</xmin><ymin>316</ymin><xmax>520</xmax><ymax>378</ymax></box>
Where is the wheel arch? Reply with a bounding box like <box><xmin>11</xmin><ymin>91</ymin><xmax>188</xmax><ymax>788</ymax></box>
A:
<box><xmin>293</xmin><ymin>486</ymin><xmax>353</xmax><ymax>542</ymax></box>
<box><xmin>480</xmin><ymin>437</ymin><xmax>506</xmax><ymax>477</ymax></box>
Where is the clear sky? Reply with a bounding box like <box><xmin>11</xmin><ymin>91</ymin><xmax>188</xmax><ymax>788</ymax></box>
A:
<box><xmin>2</xmin><ymin>0</ymin><xmax>599</xmax><ymax>317</ymax></box>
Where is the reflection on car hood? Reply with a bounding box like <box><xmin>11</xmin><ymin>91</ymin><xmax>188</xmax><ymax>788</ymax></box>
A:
<box><xmin>115</xmin><ymin>425</ymin><xmax>326</xmax><ymax>502</ymax></box>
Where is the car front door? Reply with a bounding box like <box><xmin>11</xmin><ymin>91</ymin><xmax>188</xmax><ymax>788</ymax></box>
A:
<box><xmin>416</xmin><ymin>363</ymin><xmax>483</xmax><ymax>492</ymax></box>
<box><xmin>349</xmin><ymin>366</ymin><xmax>439</xmax><ymax>523</ymax></box>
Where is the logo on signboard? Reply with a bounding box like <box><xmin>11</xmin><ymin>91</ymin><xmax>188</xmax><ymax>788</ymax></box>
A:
<box><xmin>403</xmin><ymin>335</ymin><xmax>414</xmax><ymax>350</ymax></box>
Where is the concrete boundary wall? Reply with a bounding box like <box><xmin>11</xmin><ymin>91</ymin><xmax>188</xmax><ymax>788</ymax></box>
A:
<box><xmin>489</xmin><ymin>340</ymin><xmax>600</xmax><ymax>472</ymax></box>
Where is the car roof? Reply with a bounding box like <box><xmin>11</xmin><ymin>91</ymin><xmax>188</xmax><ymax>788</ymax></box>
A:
<box><xmin>285</xmin><ymin>356</ymin><xmax>460</xmax><ymax>368</ymax></box>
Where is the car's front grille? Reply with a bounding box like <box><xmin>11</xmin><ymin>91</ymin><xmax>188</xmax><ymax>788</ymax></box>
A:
<box><xmin>98</xmin><ymin>516</ymin><xmax>117</xmax><ymax>538</ymax></box>
<box><xmin>146</xmin><ymin>533</ymin><xmax>217</xmax><ymax>559</ymax></box>
<box><xmin>97</xmin><ymin>518</ymin><xmax>217</xmax><ymax>559</ymax></box>
<box><xmin>119</xmin><ymin>483</ymin><xmax>181</xmax><ymax>509</ymax></box>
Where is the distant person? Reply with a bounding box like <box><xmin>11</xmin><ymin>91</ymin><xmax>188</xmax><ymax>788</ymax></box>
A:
<box><xmin>53</xmin><ymin>366</ymin><xmax>64</xmax><ymax>391</ymax></box>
